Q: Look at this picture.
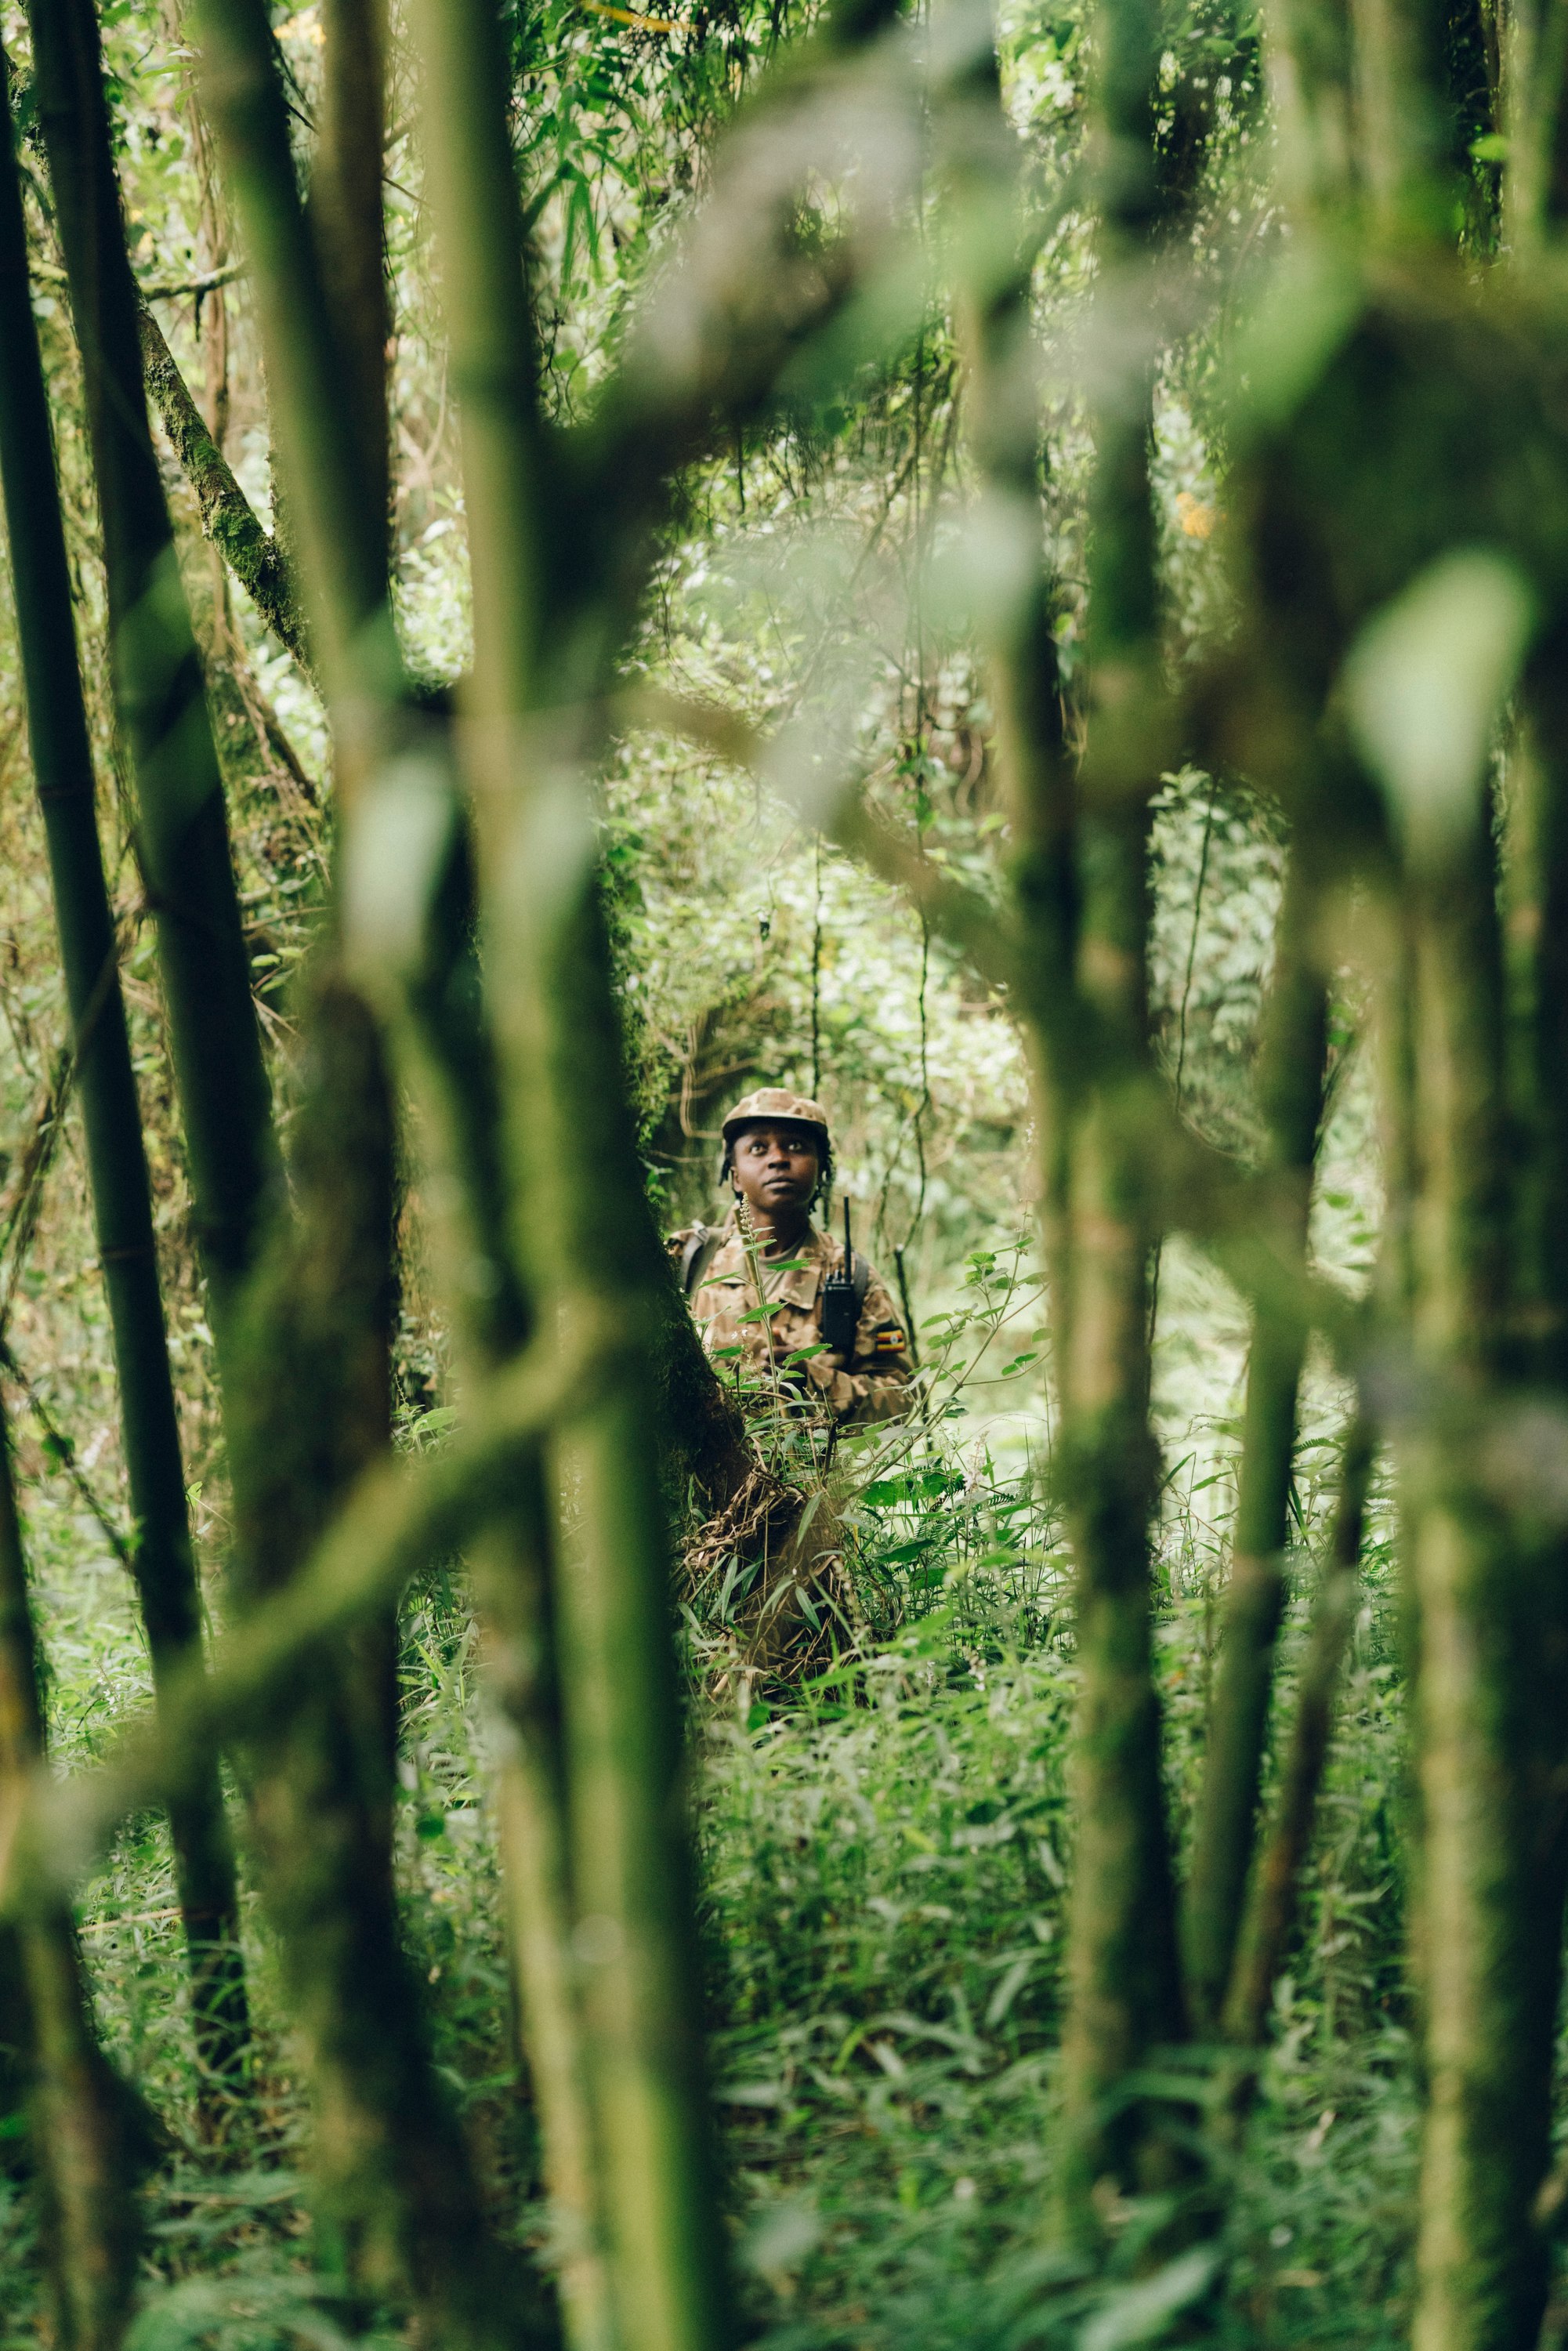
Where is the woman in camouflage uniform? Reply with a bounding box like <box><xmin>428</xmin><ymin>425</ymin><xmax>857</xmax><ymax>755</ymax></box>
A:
<box><xmin>668</xmin><ymin>1089</ymin><xmax>914</xmax><ymax>1425</ymax></box>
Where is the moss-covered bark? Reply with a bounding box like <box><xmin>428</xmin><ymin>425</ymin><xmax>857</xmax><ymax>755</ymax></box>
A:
<box><xmin>137</xmin><ymin>298</ymin><xmax>307</xmax><ymax>674</ymax></box>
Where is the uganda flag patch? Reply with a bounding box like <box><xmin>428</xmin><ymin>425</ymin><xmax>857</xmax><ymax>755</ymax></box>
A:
<box><xmin>871</xmin><ymin>1327</ymin><xmax>906</xmax><ymax>1355</ymax></box>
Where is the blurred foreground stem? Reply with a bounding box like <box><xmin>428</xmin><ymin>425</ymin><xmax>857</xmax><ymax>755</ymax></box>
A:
<box><xmin>414</xmin><ymin>1</ymin><xmax>731</xmax><ymax>2342</ymax></box>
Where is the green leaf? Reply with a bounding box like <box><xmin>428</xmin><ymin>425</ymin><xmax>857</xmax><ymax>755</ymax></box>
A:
<box><xmin>1078</xmin><ymin>2248</ymin><xmax>1220</xmax><ymax>2351</ymax></box>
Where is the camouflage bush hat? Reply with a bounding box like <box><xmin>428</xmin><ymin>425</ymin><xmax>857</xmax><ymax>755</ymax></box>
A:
<box><xmin>720</xmin><ymin>1088</ymin><xmax>831</xmax><ymax>1150</ymax></box>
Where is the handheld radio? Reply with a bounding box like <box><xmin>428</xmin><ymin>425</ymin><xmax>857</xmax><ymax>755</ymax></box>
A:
<box><xmin>820</xmin><ymin>1197</ymin><xmax>859</xmax><ymax>1363</ymax></box>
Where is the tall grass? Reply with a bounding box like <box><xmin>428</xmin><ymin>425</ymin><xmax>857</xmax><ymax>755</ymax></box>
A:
<box><xmin>0</xmin><ymin>1332</ymin><xmax>1424</xmax><ymax>2351</ymax></box>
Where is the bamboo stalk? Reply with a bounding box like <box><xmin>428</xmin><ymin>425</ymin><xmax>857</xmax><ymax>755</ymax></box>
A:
<box><xmin>186</xmin><ymin>0</ymin><xmax>592</xmax><ymax>2321</ymax></box>
<box><xmin>310</xmin><ymin>0</ymin><xmax>391</xmax><ymax>563</ymax></box>
<box><xmin>1511</xmin><ymin>640</ymin><xmax>1568</xmax><ymax>1391</ymax></box>
<box><xmin>516</xmin><ymin>886</ymin><xmax>733</xmax><ymax>2351</ymax></box>
<box><xmin>26</xmin><ymin>0</ymin><xmax>279</xmax><ymax>1351</ymax></box>
<box><xmin>1393</xmin><ymin>639</ymin><xmax>1568</xmax><ymax>2351</ymax></box>
<box><xmin>0</xmin><ymin>1400</ymin><xmax>137</xmax><ymax>2349</ymax></box>
<box><xmin>8</xmin><ymin>1321</ymin><xmax>604</xmax><ymax>1914</ymax></box>
<box><xmin>1222</xmin><ymin>1413</ymin><xmax>1374</xmax><ymax>2044</ymax></box>
<box><xmin>0</xmin><ymin>31</ymin><xmax>248</xmax><ymax>2108</ymax></box>
<box><xmin>1046</xmin><ymin>0</ymin><xmax>1190</xmax><ymax>2203</ymax></box>
<box><xmin>951</xmin><ymin>18</ymin><xmax>1184</xmax><ymax>2208</ymax></box>
<box><xmin>181</xmin><ymin>8</ymin><xmax>571</xmax><ymax>2335</ymax></box>
<box><xmin>400</xmin><ymin>843</ymin><xmax>611</xmax><ymax>2351</ymax></box>
<box><xmin>1053</xmin><ymin>750</ymin><xmax>1187</xmax><ymax>2201</ymax></box>
<box><xmin>1403</xmin><ymin>789</ymin><xmax>1556</xmax><ymax>2351</ymax></box>
<box><xmin>410</xmin><ymin>4</ymin><xmax>731</xmax><ymax>2341</ymax></box>
<box><xmin>226</xmin><ymin>972</ymin><xmax>540</xmax><ymax>2348</ymax></box>
<box><xmin>187</xmin><ymin>0</ymin><xmax>390</xmax><ymax>719</ymax></box>
<box><xmin>1181</xmin><ymin>855</ymin><xmax>1329</xmax><ymax>2029</ymax></box>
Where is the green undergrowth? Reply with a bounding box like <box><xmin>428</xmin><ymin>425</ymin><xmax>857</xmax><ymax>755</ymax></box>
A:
<box><xmin>0</xmin><ymin>1407</ymin><xmax>1443</xmax><ymax>2351</ymax></box>
<box><xmin>696</xmin><ymin>1550</ymin><xmax>1417</xmax><ymax>2350</ymax></box>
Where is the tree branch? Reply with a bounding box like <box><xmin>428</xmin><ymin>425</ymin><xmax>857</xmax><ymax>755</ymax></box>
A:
<box><xmin>0</xmin><ymin>1323</ymin><xmax>612</xmax><ymax>1914</ymax></box>
<box><xmin>136</xmin><ymin>296</ymin><xmax>312</xmax><ymax>678</ymax></box>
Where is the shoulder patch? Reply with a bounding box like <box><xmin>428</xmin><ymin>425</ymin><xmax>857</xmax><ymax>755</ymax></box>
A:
<box><xmin>871</xmin><ymin>1326</ymin><xmax>907</xmax><ymax>1355</ymax></box>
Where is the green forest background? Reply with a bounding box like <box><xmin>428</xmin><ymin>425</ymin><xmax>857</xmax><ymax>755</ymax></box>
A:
<box><xmin>0</xmin><ymin>0</ymin><xmax>1523</xmax><ymax>2340</ymax></box>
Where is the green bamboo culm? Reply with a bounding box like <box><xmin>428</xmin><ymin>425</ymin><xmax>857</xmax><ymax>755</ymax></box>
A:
<box><xmin>225</xmin><ymin>973</ymin><xmax>540</xmax><ymax>2348</ymax></box>
<box><xmin>310</xmin><ymin>0</ymin><xmax>392</xmax><ymax>567</ymax></box>
<box><xmin>1404</xmin><ymin>777</ymin><xmax>1552</xmax><ymax>2351</ymax></box>
<box><xmin>948</xmin><ymin>2</ymin><xmax>1185</xmax><ymax>2207</ymax></box>
<box><xmin>179</xmin><ymin>6</ymin><xmax>563</xmax><ymax>2339</ymax></box>
<box><xmin>0</xmin><ymin>1405</ymin><xmax>138</xmax><ymax>2351</ymax></box>
<box><xmin>199</xmin><ymin>0</ymin><xmax>599</xmax><ymax>2289</ymax></box>
<box><xmin>411</xmin><ymin>2</ymin><xmax>731</xmax><ymax>2342</ymax></box>
<box><xmin>196</xmin><ymin>0</ymin><xmax>607</xmax><ymax>2295</ymax></box>
<box><xmin>400</xmin><ymin>830</ymin><xmax>610</xmax><ymax>2351</ymax></box>
<box><xmin>186</xmin><ymin>0</ymin><xmax>393</xmax><ymax>726</ymax></box>
<box><xmin>1049</xmin><ymin>0</ymin><xmax>1186</xmax><ymax>2208</ymax></box>
<box><xmin>1224</xmin><ymin>1413</ymin><xmax>1374</xmax><ymax>2045</ymax></box>
<box><xmin>0</xmin><ymin>35</ymin><xmax>248</xmax><ymax>2106</ymax></box>
<box><xmin>26</xmin><ymin>0</ymin><xmax>278</xmax><ymax>1357</ymax></box>
<box><xmin>1181</xmin><ymin>853</ymin><xmax>1329</xmax><ymax>2029</ymax></box>
<box><xmin>509</xmin><ymin>876</ymin><xmax>732</xmax><ymax>2351</ymax></box>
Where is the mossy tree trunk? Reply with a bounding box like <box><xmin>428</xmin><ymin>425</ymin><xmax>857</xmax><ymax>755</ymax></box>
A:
<box><xmin>136</xmin><ymin>296</ymin><xmax>307</xmax><ymax>676</ymax></box>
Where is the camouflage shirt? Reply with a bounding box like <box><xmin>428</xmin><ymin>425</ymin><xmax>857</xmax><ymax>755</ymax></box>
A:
<box><xmin>668</xmin><ymin>1210</ymin><xmax>914</xmax><ymax>1425</ymax></box>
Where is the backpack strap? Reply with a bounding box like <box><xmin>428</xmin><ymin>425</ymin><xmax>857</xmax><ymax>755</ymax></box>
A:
<box><xmin>849</xmin><ymin>1249</ymin><xmax>871</xmax><ymax>1310</ymax></box>
<box><xmin>680</xmin><ymin>1225</ymin><xmax>723</xmax><ymax>1298</ymax></box>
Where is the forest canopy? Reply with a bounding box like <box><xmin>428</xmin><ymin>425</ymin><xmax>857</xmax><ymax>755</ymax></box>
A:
<box><xmin>0</xmin><ymin>0</ymin><xmax>1561</xmax><ymax>2345</ymax></box>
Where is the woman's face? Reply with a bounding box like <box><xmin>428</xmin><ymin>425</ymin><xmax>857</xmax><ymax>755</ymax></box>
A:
<box><xmin>730</xmin><ymin>1123</ymin><xmax>821</xmax><ymax>1220</ymax></box>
